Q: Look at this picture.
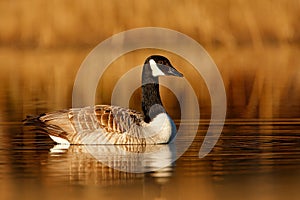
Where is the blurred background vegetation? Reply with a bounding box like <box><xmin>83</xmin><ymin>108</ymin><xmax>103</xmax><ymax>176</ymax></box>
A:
<box><xmin>0</xmin><ymin>0</ymin><xmax>300</xmax><ymax>121</ymax></box>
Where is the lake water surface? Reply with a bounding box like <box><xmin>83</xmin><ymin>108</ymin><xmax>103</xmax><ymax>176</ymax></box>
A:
<box><xmin>1</xmin><ymin>118</ymin><xmax>300</xmax><ymax>200</ymax></box>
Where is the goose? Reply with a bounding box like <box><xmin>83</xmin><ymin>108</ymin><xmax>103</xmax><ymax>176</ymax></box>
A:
<box><xmin>26</xmin><ymin>55</ymin><xmax>183</xmax><ymax>145</ymax></box>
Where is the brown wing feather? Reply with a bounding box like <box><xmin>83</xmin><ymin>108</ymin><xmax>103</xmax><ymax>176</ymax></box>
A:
<box><xmin>94</xmin><ymin>105</ymin><xmax>144</xmax><ymax>133</ymax></box>
<box><xmin>37</xmin><ymin>105</ymin><xmax>145</xmax><ymax>144</ymax></box>
<box><xmin>37</xmin><ymin>110</ymin><xmax>74</xmax><ymax>141</ymax></box>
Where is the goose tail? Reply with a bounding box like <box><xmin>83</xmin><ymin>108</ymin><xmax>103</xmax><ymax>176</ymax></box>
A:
<box><xmin>23</xmin><ymin>113</ymin><xmax>69</xmax><ymax>143</ymax></box>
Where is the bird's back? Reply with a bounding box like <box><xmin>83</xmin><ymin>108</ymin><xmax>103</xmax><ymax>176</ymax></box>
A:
<box><xmin>30</xmin><ymin>105</ymin><xmax>148</xmax><ymax>144</ymax></box>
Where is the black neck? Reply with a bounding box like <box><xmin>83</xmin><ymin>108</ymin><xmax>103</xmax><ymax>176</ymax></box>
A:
<box><xmin>141</xmin><ymin>65</ymin><xmax>166</xmax><ymax>123</ymax></box>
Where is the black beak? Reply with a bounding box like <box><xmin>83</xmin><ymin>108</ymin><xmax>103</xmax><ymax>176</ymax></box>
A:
<box><xmin>168</xmin><ymin>67</ymin><xmax>183</xmax><ymax>77</ymax></box>
<box><xmin>159</xmin><ymin>64</ymin><xmax>183</xmax><ymax>77</ymax></box>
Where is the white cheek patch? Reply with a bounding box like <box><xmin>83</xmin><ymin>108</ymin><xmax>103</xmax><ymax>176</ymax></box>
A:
<box><xmin>149</xmin><ymin>59</ymin><xmax>165</xmax><ymax>77</ymax></box>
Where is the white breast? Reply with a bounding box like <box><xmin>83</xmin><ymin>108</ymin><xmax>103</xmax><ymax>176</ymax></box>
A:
<box><xmin>143</xmin><ymin>113</ymin><xmax>175</xmax><ymax>144</ymax></box>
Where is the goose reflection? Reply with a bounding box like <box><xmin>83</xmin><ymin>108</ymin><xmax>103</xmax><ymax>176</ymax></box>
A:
<box><xmin>50</xmin><ymin>142</ymin><xmax>176</xmax><ymax>173</ymax></box>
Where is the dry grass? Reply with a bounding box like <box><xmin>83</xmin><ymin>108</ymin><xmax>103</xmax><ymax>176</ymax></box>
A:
<box><xmin>0</xmin><ymin>0</ymin><xmax>299</xmax><ymax>47</ymax></box>
<box><xmin>0</xmin><ymin>0</ymin><xmax>300</xmax><ymax>120</ymax></box>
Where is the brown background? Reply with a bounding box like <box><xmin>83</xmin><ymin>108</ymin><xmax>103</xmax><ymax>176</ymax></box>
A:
<box><xmin>1</xmin><ymin>0</ymin><xmax>300</xmax><ymax>121</ymax></box>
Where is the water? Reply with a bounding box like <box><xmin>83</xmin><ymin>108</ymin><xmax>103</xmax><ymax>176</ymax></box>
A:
<box><xmin>1</xmin><ymin>119</ymin><xmax>300</xmax><ymax>200</ymax></box>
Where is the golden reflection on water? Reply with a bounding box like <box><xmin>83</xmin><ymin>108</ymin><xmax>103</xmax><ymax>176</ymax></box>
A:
<box><xmin>1</xmin><ymin>46</ymin><xmax>300</xmax><ymax>121</ymax></box>
<box><xmin>1</xmin><ymin>120</ymin><xmax>300</xmax><ymax>199</ymax></box>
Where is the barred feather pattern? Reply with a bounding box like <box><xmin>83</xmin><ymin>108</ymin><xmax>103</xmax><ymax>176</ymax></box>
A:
<box><xmin>39</xmin><ymin>105</ymin><xmax>157</xmax><ymax>145</ymax></box>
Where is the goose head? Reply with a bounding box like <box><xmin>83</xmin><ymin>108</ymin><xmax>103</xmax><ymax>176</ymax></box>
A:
<box><xmin>141</xmin><ymin>55</ymin><xmax>183</xmax><ymax>123</ymax></box>
<box><xmin>144</xmin><ymin>55</ymin><xmax>183</xmax><ymax>78</ymax></box>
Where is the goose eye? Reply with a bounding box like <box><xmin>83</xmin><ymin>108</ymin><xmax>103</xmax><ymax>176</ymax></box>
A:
<box><xmin>157</xmin><ymin>61</ymin><xmax>163</xmax><ymax>65</ymax></box>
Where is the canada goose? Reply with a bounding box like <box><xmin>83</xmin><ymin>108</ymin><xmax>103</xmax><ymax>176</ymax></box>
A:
<box><xmin>25</xmin><ymin>55</ymin><xmax>183</xmax><ymax>145</ymax></box>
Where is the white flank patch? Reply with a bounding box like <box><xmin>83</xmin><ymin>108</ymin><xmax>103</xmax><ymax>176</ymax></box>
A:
<box><xmin>49</xmin><ymin>135</ymin><xmax>70</xmax><ymax>145</ymax></box>
<box><xmin>50</xmin><ymin>144</ymin><xmax>70</xmax><ymax>153</ymax></box>
<box><xmin>149</xmin><ymin>59</ymin><xmax>165</xmax><ymax>77</ymax></box>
